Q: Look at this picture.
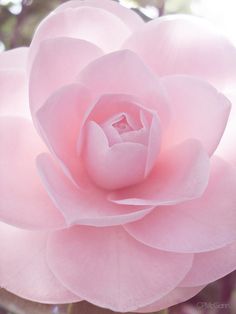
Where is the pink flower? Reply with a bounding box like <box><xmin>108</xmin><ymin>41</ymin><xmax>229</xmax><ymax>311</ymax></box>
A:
<box><xmin>0</xmin><ymin>0</ymin><xmax>236</xmax><ymax>312</ymax></box>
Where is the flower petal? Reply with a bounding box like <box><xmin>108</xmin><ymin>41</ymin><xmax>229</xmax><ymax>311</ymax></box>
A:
<box><xmin>123</xmin><ymin>15</ymin><xmax>236</xmax><ymax>91</ymax></box>
<box><xmin>29</xmin><ymin>6</ymin><xmax>131</xmax><ymax>68</ymax></box>
<box><xmin>124</xmin><ymin>157</ymin><xmax>236</xmax><ymax>253</ymax></box>
<box><xmin>36</xmin><ymin>83</ymin><xmax>92</xmax><ymax>185</ymax></box>
<box><xmin>37</xmin><ymin>153</ymin><xmax>153</xmax><ymax>227</ymax></box>
<box><xmin>181</xmin><ymin>241</ymin><xmax>236</xmax><ymax>287</ymax></box>
<box><xmin>136</xmin><ymin>286</ymin><xmax>204</xmax><ymax>313</ymax></box>
<box><xmin>30</xmin><ymin>37</ymin><xmax>102</xmax><ymax>116</ymax></box>
<box><xmin>0</xmin><ymin>117</ymin><xmax>65</xmax><ymax>230</ymax></box>
<box><xmin>47</xmin><ymin>225</ymin><xmax>193</xmax><ymax>312</ymax></box>
<box><xmin>54</xmin><ymin>0</ymin><xmax>144</xmax><ymax>31</ymax></box>
<box><xmin>0</xmin><ymin>48</ymin><xmax>30</xmax><ymax>118</ymax></box>
<box><xmin>216</xmin><ymin>91</ymin><xmax>236</xmax><ymax>167</ymax></box>
<box><xmin>0</xmin><ymin>222</ymin><xmax>79</xmax><ymax>304</ymax></box>
<box><xmin>77</xmin><ymin>50</ymin><xmax>170</xmax><ymax>125</ymax></box>
<box><xmin>161</xmin><ymin>75</ymin><xmax>231</xmax><ymax>155</ymax></box>
<box><xmin>0</xmin><ymin>70</ymin><xmax>30</xmax><ymax>118</ymax></box>
<box><xmin>0</xmin><ymin>47</ymin><xmax>28</xmax><ymax>70</ymax></box>
<box><xmin>145</xmin><ymin>113</ymin><xmax>162</xmax><ymax>175</ymax></box>
<box><xmin>110</xmin><ymin>139</ymin><xmax>209</xmax><ymax>206</ymax></box>
<box><xmin>84</xmin><ymin>121</ymin><xmax>147</xmax><ymax>190</ymax></box>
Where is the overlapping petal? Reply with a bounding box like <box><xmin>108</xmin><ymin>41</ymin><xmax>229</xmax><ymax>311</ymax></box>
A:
<box><xmin>161</xmin><ymin>75</ymin><xmax>231</xmax><ymax>155</ymax></box>
<box><xmin>0</xmin><ymin>222</ymin><xmax>79</xmax><ymax>303</ymax></box>
<box><xmin>36</xmin><ymin>83</ymin><xmax>92</xmax><ymax>184</ymax></box>
<box><xmin>47</xmin><ymin>225</ymin><xmax>193</xmax><ymax>312</ymax></box>
<box><xmin>78</xmin><ymin>93</ymin><xmax>161</xmax><ymax>189</ymax></box>
<box><xmin>54</xmin><ymin>0</ymin><xmax>144</xmax><ymax>31</ymax></box>
<box><xmin>28</xmin><ymin>5</ymin><xmax>133</xmax><ymax>69</ymax></box>
<box><xmin>124</xmin><ymin>157</ymin><xmax>236</xmax><ymax>253</ymax></box>
<box><xmin>136</xmin><ymin>286</ymin><xmax>205</xmax><ymax>313</ymax></box>
<box><xmin>110</xmin><ymin>139</ymin><xmax>209</xmax><ymax>206</ymax></box>
<box><xmin>37</xmin><ymin>153</ymin><xmax>153</xmax><ymax>227</ymax></box>
<box><xmin>84</xmin><ymin>121</ymin><xmax>148</xmax><ymax>189</ymax></box>
<box><xmin>0</xmin><ymin>117</ymin><xmax>65</xmax><ymax>229</ymax></box>
<box><xmin>0</xmin><ymin>47</ymin><xmax>28</xmax><ymax>69</ymax></box>
<box><xmin>77</xmin><ymin>50</ymin><xmax>170</xmax><ymax>125</ymax></box>
<box><xmin>216</xmin><ymin>91</ymin><xmax>236</xmax><ymax>167</ymax></box>
<box><xmin>0</xmin><ymin>48</ymin><xmax>29</xmax><ymax>117</ymax></box>
<box><xmin>123</xmin><ymin>15</ymin><xmax>236</xmax><ymax>91</ymax></box>
<box><xmin>30</xmin><ymin>38</ymin><xmax>102</xmax><ymax>116</ymax></box>
<box><xmin>181</xmin><ymin>241</ymin><xmax>236</xmax><ymax>287</ymax></box>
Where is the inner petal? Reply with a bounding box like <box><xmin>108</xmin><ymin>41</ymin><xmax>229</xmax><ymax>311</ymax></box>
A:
<box><xmin>112</xmin><ymin>114</ymin><xmax>134</xmax><ymax>134</ymax></box>
<box><xmin>78</xmin><ymin>94</ymin><xmax>162</xmax><ymax>190</ymax></box>
<box><xmin>101</xmin><ymin>112</ymin><xmax>140</xmax><ymax>146</ymax></box>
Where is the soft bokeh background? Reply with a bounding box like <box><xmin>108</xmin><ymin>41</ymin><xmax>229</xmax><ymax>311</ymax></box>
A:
<box><xmin>0</xmin><ymin>0</ymin><xmax>236</xmax><ymax>313</ymax></box>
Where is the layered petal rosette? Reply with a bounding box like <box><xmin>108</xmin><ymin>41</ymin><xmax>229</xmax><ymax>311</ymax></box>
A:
<box><xmin>0</xmin><ymin>0</ymin><xmax>236</xmax><ymax>312</ymax></box>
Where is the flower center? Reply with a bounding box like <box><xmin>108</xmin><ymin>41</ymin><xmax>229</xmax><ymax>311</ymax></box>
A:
<box><xmin>112</xmin><ymin>115</ymin><xmax>133</xmax><ymax>134</ymax></box>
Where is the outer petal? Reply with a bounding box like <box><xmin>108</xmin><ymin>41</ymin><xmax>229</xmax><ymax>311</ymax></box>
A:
<box><xmin>30</xmin><ymin>38</ymin><xmax>102</xmax><ymax>116</ymax></box>
<box><xmin>0</xmin><ymin>70</ymin><xmax>29</xmax><ymax>118</ymax></box>
<box><xmin>136</xmin><ymin>286</ymin><xmax>205</xmax><ymax>313</ymax></box>
<box><xmin>0</xmin><ymin>47</ymin><xmax>28</xmax><ymax>69</ymax></box>
<box><xmin>161</xmin><ymin>75</ymin><xmax>231</xmax><ymax>155</ymax></box>
<box><xmin>124</xmin><ymin>157</ymin><xmax>236</xmax><ymax>253</ymax></box>
<box><xmin>0</xmin><ymin>222</ymin><xmax>79</xmax><ymax>304</ymax></box>
<box><xmin>0</xmin><ymin>48</ymin><xmax>30</xmax><ymax>118</ymax></box>
<box><xmin>77</xmin><ymin>50</ymin><xmax>170</xmax><ymax>125</ymax></box>
<box><xmin>123</xmin><ymin>15</ymin><xmax>236</xmax><ymax>91</ymax></box>
<box><xmin>37</xmin><ymin>154</ymin><xmax>153</xmax><ymax>227</ymax></box>
<box><xmin>216</xmin><ymin>91</ymin><xmax>236</xmax><ymax>167</ymax></box>
<box><xmin>0</xmin><ymin>117</ymin><xmax>65</xmax><ymax>229</ymax></box>
<box><xmin>181</xmin><ymin>241</ymin><xmax>236</xmax><ymax>287</ymax></box>
<box><xmin>110</xmin><ymin>139</ymin><xmax>209</xmax><ymax>206</ymax></box>
<box><xmin>36</xmin><ymin>83</ymin><xmax>92</xmax><ymax>185</ymax></box>
<box><xmin>29</xmin><ymin>6</ymin><xmax>132</xmax><ymax>68</ymax></box>
<box><xmin>47</xmin><ymin>225</ymin><xmax>193</xmax><ymax>312</ymax></box>
<box><xmin>54</xmin><ymin>0</ymin><xmax>144</xmax><ymax>31</ymax></box>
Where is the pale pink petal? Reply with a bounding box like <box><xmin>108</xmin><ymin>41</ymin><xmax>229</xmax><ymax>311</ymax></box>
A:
<box><xmin>78</xmin><ymin>93</ymin><xmax>161</xmax><ymax>189</ymax></box>
<box><xmin>54</xmin><ymin>0</ymin><xmax>144</xmax><ymax>31</ymax></box>
<box><xmin>110</xmin><ymin>139</ymin><xmax>209</xmax><ymax>206</ymax></box>
<box><xmin>136</xmin><ymin>286</ymin><xmax>205</xmax><ymax>313</ymax></box>
<box><xmin>0</xmin><ymin>47</ymin><xmax>28</xmax><ymax>69</ymax></box>
<box><xmin>0</xmin><ymin>70</ymin><xmax>30</xmax><ymax>118</ymax></box>
<box><xmin>161</xmin><ymin>75</ymin><xmax>231</xmax><ymax>155</ymax></box>
<box><xmin>77</xmin><ymin>50</ymin><xmax>170</xmax><ymax>125</ymax></box>
<box><xmin>47</xmin><ymin>226</ymin><xmax>193</xmax><ymax>312</ymax></box>
<box><xmin>37</xmin><ymin>154</ymin><xmax>153</xmax><ymax>227</ymax></box>
<box><xmin>0</xmin><ymin>222</ymin><xmax>79</xmax><ymax>304</ymax></box>
<box><xmin>29</xmin><ymin>6</ymin><xmax>131</xmax><ymax>68</ymax></box>
<box><xmin>0</xmin><ymin>47</ymin><xmax>30</xmax><ymax>117</ymax></box>
<box><xmin>77</xmin><ymin>93</ymin><xmax>149</xmax><ymax>153</ymax></box>
<box><xmin>84</xmin><ymin>121</ymin><xmax>147</xmax><ymax>189</ymax></box>
<box><xmin>181</xmin><ymin>241</ymin><xmax>236</xmax><ymax>287</ymax></box>
<box><xmin>216</xmin><ymin>91</ymin><xmax>236</xmax><ymax>167</ymax></box>
<box><xmin>124</xmin><ymin>157</ymin><xmax>236</xmax><ymax>253</ymax></box>
<box><xmin>36</xmin><ymin>83</ymin><xmax>92</xmax><ymax>185</ymax></box>
<box><xmin>123</xmin><ymin>15</ymin><xmax>236</xmax><ymax>91</ymax></box>
<box><xmin>0</xmin><ymin>117</ymin><xmax>65</xmax><ymax>229</ymax></box>
<box><xmin>29</xmin><ymin>37</ymin><xmax>102</xmax><ymax>116</ymax></box>
<box><xmin>145</xmin><ymin>113</ymin><xmax>162</xmax><ymax>175</ymax></box>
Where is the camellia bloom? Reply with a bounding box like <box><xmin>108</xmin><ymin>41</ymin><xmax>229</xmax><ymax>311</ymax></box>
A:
<box><xmin>1</xmin><ymin>0</ymin><xmax>236</xmax><ymax>312</ymax></box>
